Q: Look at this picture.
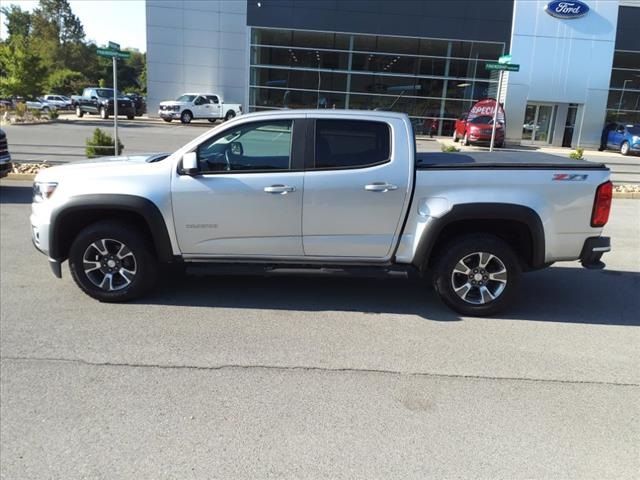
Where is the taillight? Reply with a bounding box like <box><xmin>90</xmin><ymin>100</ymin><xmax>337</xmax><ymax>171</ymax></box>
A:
<box><xmin>591</xmin><ymin>181</ymin><xmax>612</xmax><ymax>227</ymax></box>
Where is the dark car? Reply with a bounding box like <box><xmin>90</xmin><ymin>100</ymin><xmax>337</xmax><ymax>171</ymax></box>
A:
<box><xmin>0</xmin><ymin>128</ymin><xmax>12</xmax><ymax>178</ymax></box>
<box><xmin>601</xmin><ymin>123</ymin><xmax>640</xmax><ymax>156</ymax></box>
<box><xmin>124</xmin><ymin>92</ymin><xmax>146</xmax><ymax>116</ymax></box>
<box><xmin>75</xmin><ymin>87</ymin><xmax>136</xmax><ymax>120</ymax></box>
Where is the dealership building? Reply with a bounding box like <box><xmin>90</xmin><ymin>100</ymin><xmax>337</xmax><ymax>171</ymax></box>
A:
<box><xmin>146</xmin><ymin>0</ymin><xmax>640</xmax><ymax>148</ymax></box>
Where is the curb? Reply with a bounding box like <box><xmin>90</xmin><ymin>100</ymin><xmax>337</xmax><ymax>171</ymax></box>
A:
<box><xmin>7</xmin><ymin>173</ymin><xmax>36</xmax><ymax>181</ymax></box>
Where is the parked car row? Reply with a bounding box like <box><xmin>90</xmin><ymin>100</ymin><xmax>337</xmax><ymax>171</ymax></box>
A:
<box><xmin>0</xmin><ymin>96</ymin><xmax>61</xmax><ymax>113</ymax></box>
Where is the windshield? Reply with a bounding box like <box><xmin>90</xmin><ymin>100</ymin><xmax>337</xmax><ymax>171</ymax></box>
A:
<box><xmin>470</xmin><ymin>115</ymin><xmax>495</xmax><ymax>124</ymax></box>
<box><xmin>95</xmin><ymin>89</ymin><xmax>125</xmax><ymax>98</ymax></box>
<box><xmin>176</xmin><ymin>95</ymin><xmax>196</xmax><ymax>102</ymax></box>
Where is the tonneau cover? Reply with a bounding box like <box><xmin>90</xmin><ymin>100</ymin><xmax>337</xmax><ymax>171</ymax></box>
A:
<box><xmin>416</xmin><ymin>151</ymin><xmax>607</xmax><ymax>170</ymax></box>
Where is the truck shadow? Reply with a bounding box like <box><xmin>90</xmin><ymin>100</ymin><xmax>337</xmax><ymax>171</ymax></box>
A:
<box><xmin>0</xmin><ymin>183</ymin><xmax>32</xmax><ymax>204</ymax></box>
<box><xmin>144</xmin><ymin>266</ymin><xmax>640</xmax><ymax>326</ymax></box>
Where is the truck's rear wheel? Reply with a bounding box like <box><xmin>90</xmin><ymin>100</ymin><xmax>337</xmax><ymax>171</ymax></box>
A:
<box><xmin>69</xmin><ymin>221</ymin><xmax>158</xmax><ymax>302</ymax></box>
<box><xmin>225</xmin><ymin>110</ymin><xmax>236</xmax><ymax>121</ymax></box>
<box><xmin>432</xmin><ymin>234</ymin><xmax>520</xmax><ymax>316</ymax></box>
<box><xmin>208</xmin><ymin>118</ymin><xmax>217</xmax><ymax>123</ymax></box>
<box><xmin>76</xmin><ymin>105</ymin><xmax>84</xmax><ymax>118</ymax></box>
<box><xmin>162</xmin><ymin>118</ymin><xmax>172</xmax><ymax>123</ymax></box>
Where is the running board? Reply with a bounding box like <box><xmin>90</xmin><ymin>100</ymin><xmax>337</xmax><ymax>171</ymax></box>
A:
<box><xmin>186</xmin><ymin>263</ymin><xmax>418</xmax><ymax>279</ymax></box>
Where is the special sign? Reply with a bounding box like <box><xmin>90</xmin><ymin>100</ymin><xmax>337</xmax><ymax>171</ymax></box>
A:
<box><xmin>466</xmin><ymin>98</ymin><xmax>505</xmax><ymax>125</ymax></box>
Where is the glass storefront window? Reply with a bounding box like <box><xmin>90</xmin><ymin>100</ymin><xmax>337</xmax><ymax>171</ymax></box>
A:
<box><xmin>607</xmin><ymin>50</ymin><xmax>640</xmax><ymax>123</ymax></box>
<box><xmin>251</xmin><ymin>28</ymin><xmax>504</xmax><ymax>134</ymax></box>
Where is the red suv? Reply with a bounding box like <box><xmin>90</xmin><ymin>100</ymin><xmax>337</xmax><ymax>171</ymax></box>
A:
<box><xmin>453</xmin><ymin>113</ymin><xmax>505</xmax><ymax>147</ymax></box>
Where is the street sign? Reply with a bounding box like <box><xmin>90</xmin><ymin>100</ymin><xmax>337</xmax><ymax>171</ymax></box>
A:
<box><xmin>97</xmin><ymin>48</ymin><xmax>131</xmax><ymax>59</ymax></box>
<box><xmin>498</xmin><ymin>54</ymin><xmax>512</xmax><ymax>64</ymax></box>
<box><xmin>108</xmin><ymin>41</ymin><xmax>120</xmax><ymax>50</ymax></box>
<box><xmin>485</xmin><ymin>62</ymin><xmax>520</xmax><ymax>72</ymax></box>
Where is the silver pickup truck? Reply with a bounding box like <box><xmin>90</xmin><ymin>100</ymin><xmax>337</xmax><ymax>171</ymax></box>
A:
<box><xmin>30</xmin><ymin>110</ymin><xmax>612</xmax><ymax>316</ymax></box>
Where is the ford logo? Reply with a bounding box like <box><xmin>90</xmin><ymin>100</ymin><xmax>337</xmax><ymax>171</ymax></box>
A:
<box><xmin>545</xmin><ymin>0</ymin><xmax>589</xmax><ymax>19</ymax></box>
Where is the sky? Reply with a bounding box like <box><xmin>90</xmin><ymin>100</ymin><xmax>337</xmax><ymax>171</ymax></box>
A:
<box><xmin>0</xmin><ymin>0</ymin><xmax>147</xmax><ymax>52</ymax></box>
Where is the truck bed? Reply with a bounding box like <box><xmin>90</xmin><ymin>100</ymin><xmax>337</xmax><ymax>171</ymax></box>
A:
<box><xmin>416</xmin><ymin>151</ymin><xmax>607</xmax><ymax>170</ymax></box>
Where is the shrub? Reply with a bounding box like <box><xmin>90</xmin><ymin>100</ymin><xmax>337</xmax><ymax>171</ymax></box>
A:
<box><xmin>569</xmin><ymin>148</ymin><xmax>584</xmax><ymax>160</ymax></box>
<box><xmin>85</xmin><ymin>128</ymin><xmax>124</xmax><ymax>158</ymax></box>
<box><xmin>31</xmin><ymin>108</ymin><xmax>41</xmax><ymax>120</ymax></box>
<box><xmin>441</xmin><ymin>144</ymin><xmax>460</xmax><ymax>153</ymax></box>
<box><xmin>48</xmin><ymin>109</ymin><xmax>59</xmax><ymax>120</ymax></box>
<box><xmin>14</xmin><ymin>102</ymin><xmax>27</xmax><ymax>118</ymax></box>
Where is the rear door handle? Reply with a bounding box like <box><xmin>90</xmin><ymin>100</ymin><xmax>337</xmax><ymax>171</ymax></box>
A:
<box><xmin>264</xmin><ymin>184</ymin><xmax>296</xmax><ymax>194</ymax></box>
<box><xmin>365</xmin><ymin>182</ymin><xmax>398</xmax><ymax>192</ymax></box>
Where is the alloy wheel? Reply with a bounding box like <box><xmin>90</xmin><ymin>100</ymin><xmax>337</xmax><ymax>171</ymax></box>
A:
<box><xmin>450</xmin><ymin>251</ymin><xmax>507</xmax><ymax>305</ymax></box>
<box><xmin>82</xmin><ymin>238</ymin><xmax>137</xmax><ymax>291</ymax></box>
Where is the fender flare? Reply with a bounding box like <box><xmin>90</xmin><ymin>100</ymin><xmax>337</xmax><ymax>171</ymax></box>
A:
<box><xmin>412</xmin><ymin>203</ymin><xmax>546</xmax><ymax>269</ymax></box>
<box><xmin>49</xmin><ymin>194</ymin><xmax>174</xmax><ymax>262</ymax></box>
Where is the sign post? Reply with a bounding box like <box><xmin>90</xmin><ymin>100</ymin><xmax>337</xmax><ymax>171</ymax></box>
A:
<box><xmin>485</xmin><ymin>60</ymin><xmax>520</xmax><ymax>152</ymax></box>
<box><xmin>97</xmin><ymin>44</ymin><xmax>130</xmax><ymax>155</ymax></box>
<box><xmin>113</xmin><ymin>56</ymin><xmax>118</xmax><ymax>154</ymax></box>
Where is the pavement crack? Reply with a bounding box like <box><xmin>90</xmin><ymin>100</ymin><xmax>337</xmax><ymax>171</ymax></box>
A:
<box><xmin>1</xmin><ymin>355</ymin><xmax>638</xmax><ymax>387</ymax></box>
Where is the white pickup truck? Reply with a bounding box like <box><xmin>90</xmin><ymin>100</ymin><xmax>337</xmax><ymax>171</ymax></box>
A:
<box><xmin>30</xmin><ymin>110</ymin><xmax>612</xmax><ymax>316</ymax></box>
<box><xmin>158</xmin><ymin>93</ymin><xmax>242</xmax><ymax>124</ymax></box>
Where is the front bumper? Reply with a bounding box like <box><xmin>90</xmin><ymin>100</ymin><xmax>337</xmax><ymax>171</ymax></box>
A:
<box><xmin>30</xmin><ymin>208</ymin><xmax>61</xmax><ymax>277</ymax></box>
<box><xmin>159</xmin><ymin>110</ymin><xmax>180</xmax><ymax>119</ymax></box>
<box><xmin>580</xmin><ymin>236</ymin><xmax>611</xmax><ymax>269</ymax></box>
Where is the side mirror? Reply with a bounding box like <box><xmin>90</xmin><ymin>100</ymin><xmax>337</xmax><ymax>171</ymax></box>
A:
<box><xmin>182</xmin><ymin>152</ymin><xmax>199</xmax><ymax>175</ymax></box>
<box><xmin>230</xmin><ymin>141</ymin><xmax>243</xmax><ymax>156</ymax></box>
<box><xmin>91</xmin><ymin>96</ymin><xmax>98</xmax><ymax>100</ymax></box>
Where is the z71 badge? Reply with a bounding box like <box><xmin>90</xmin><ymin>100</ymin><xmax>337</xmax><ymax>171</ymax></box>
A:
<box><xmin>552</xmin><ymin>174</ymin><xmax>588</xmax><ymax>181</ymax></box>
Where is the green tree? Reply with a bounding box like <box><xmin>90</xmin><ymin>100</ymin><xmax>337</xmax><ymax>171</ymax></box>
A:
<box><xmin>0</xmin><ymin>5</ymin><xmax>32</xmax><ymax>38</ymax></box>
<box><xmin>0</xmin><ymin>36</ymin><xmax>46</xmax><ymax>97</ymax></box>
<box><xmin>45</xmin><ymin>68</ymin><xmax>86</xmax><ymax>95</ymax></box>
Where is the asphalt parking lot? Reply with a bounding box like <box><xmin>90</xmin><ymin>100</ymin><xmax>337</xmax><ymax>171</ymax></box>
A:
<box><xmin>0</xmin><ymin>179</ymin><xmax>638</xmax><ymax>479</ymax></box>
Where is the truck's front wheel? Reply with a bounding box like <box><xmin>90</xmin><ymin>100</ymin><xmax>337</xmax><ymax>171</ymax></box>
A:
<box><xmin>432</xmin><ymin>234</ymin><xmax>520</xmax><ymax>316</ymax></box>
<box><xmin>76</xmin><ymin>105</ymin><xmax>84</xmax><ymax>118</ymax></box>
<box><xmin>69</xmin><ymin>221</ymin><xmax>158</xmax><ymax>302</ymax></box>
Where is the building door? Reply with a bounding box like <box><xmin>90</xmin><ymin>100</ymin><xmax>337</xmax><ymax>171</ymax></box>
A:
<box><xmin>522</xmin><ymin>103</ymin><xmax>556</xmax><ymax>144</ymax></box>
<box><xmin>562</xmin><ymin>104</ymin><xmax>578</xmax><ymax>147</ymax></box>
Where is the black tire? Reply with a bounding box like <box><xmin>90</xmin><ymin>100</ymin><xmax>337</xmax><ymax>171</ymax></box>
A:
<box><xmin>180</xmin><ymin>110</ymin><xmax>192</xmax><ymax>124</ymax></box>
<box><xmin>162</xmin><ymin>118</ymin><xmax>172</xmax><ymax>123</ymax></box>
<box><xmin>76</xmin><ymin>105</ymin><xmax>84</xmax><ymax>118</ymax></box>
<box><xmin>69</xmin><ymin>220</ymin><xmax>158</xmax><ymax>302</ymax></box>
<box><xmin>208</xmin><ymin>118</ymin><xmax>217</xmax><ymax>123</ymax></box>
<box><xmin>452</xmin><ymin>130</ymin><xmax>459</xmax><ymax>142</ymax></box>
<box><xmin>461</xmin><ymin>133</ymin><xmax>469</xmax><ymax>146</ymax></box>
<box><xmin>100</xmin><ymin>106</ymin><xmax>108</xmax><ymax>119</ymax></box>
<box><xmin>225</xmin><ymin>110</ymin><xmax>236</xmax><ymax>121</ymax></box>
<box><xmin>127</xmin><ymin>113</ymin><xmax>135</xmax><ymax>120</ymax></box>
<box><xmin>620</xmin><ymin>141</ymin><xmax>630</xmax><ymax>156</ymax></box>
<box><xmin>432</xmin><ymin>234</ymin><xmax>521</xmax><ymax>316</ymax></box>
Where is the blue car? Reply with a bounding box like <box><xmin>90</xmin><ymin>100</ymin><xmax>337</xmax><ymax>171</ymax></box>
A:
<box><xmin>604</xmin><ymin>123</ymin><xmax>640</xmax><ymax>156</ymax></box>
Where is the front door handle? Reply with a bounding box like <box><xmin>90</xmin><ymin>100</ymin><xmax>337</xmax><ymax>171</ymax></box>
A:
<box><xmin>264</xmin><ymin>184</ymin><xmax>296</xmax><ymax>194</ymax></box>
<box><xmin>365</xmin><ymin>182</ymin><xmax>398</xmax><ymax>192</ymax></box>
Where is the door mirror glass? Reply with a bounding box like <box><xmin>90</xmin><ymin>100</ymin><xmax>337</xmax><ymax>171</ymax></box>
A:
<box><xmin>229</xmin><ymin>141</ymin><xmax>243</xmax><ymax>156</ymax></box>
<box><xmin>182</xmin><ymin>152</ymin><xmax>199</xmax><ymax>175</ymax></box>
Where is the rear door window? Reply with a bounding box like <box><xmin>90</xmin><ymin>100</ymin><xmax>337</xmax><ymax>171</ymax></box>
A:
<box><xmin>313</xmin><ymin>120</ymin><xmax>390</xmax><ymax>170</ymax></box>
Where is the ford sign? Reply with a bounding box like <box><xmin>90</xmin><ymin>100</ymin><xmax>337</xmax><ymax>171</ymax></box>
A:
<box><xmin>545</xmin><ymin>1</ymin><xmax>589</xmax><ymax>19</ymax></box>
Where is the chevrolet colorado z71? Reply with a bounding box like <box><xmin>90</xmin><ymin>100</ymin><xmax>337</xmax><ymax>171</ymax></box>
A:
<box><xmin>30</xmin><ymin>110</ymin><xmax>612</xmax><ymax>316</ymax></box>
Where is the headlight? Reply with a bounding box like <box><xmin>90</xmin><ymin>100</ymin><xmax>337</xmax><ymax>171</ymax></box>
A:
<box><xmin>33</xmin><ymin>182</ymin><xmax>57</xmax><ymax>202</ymax></box>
